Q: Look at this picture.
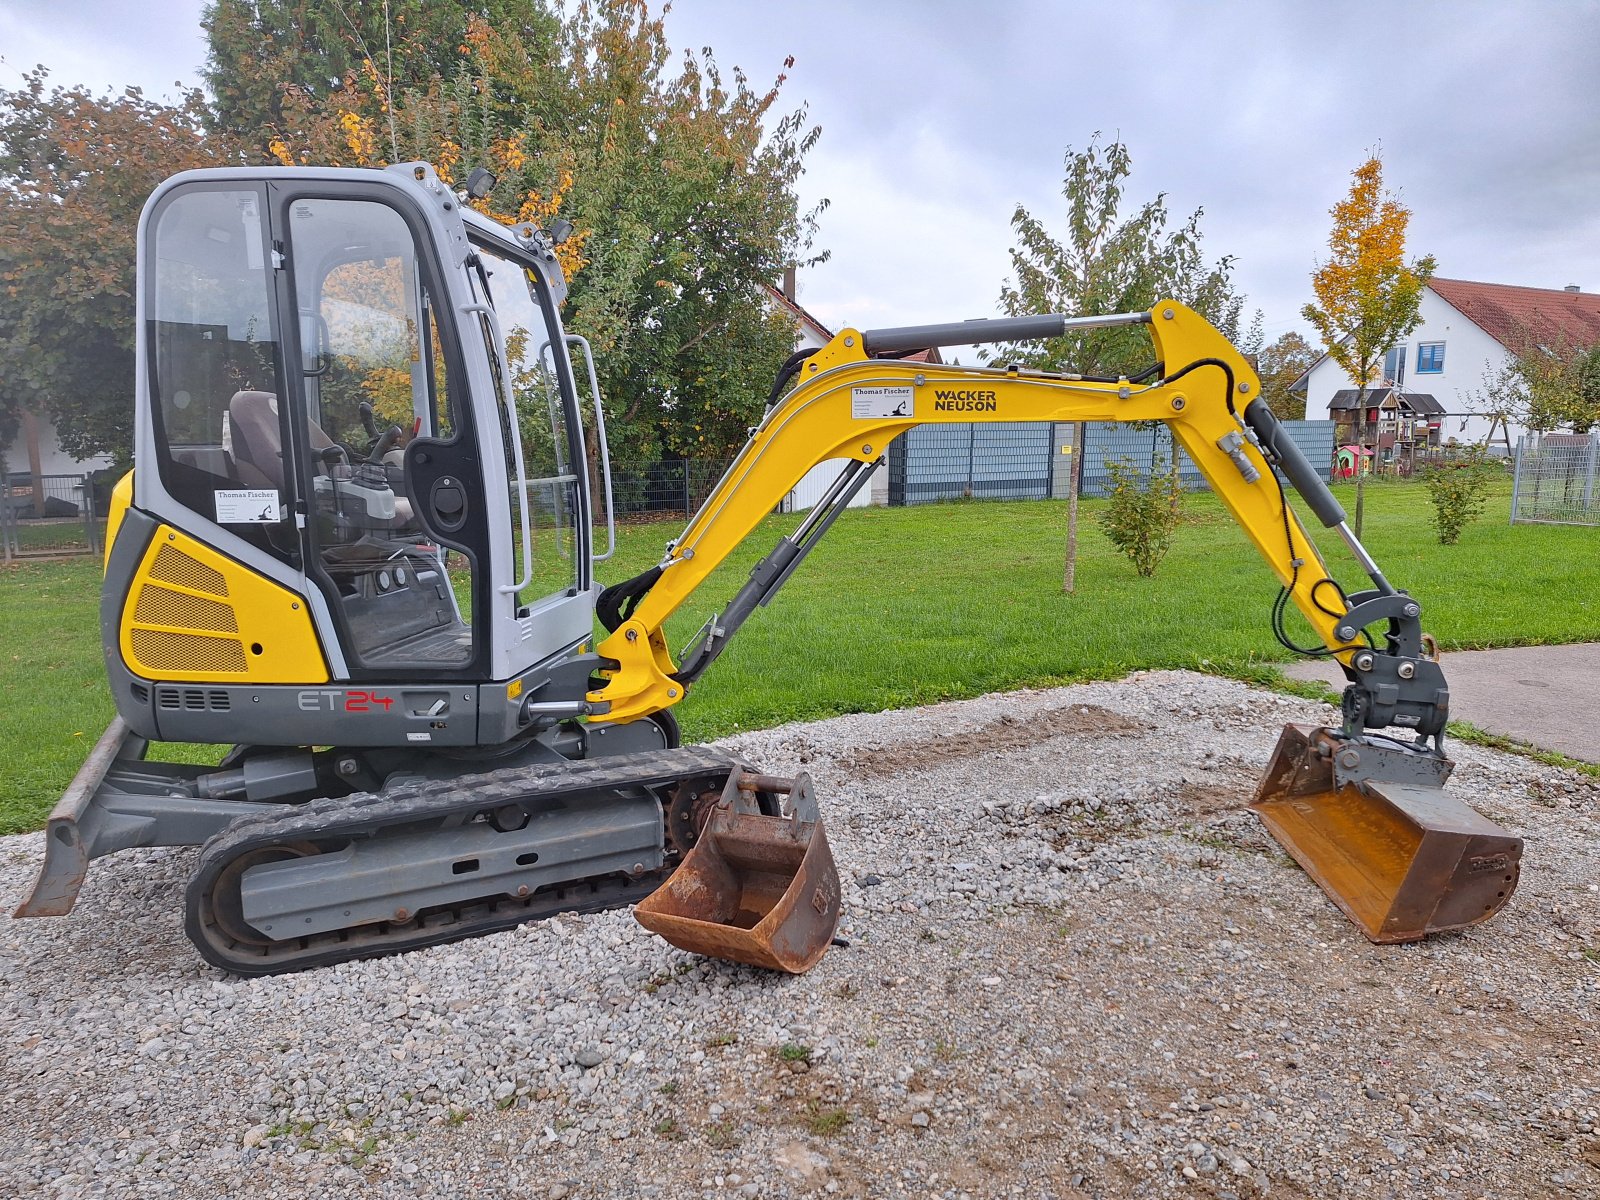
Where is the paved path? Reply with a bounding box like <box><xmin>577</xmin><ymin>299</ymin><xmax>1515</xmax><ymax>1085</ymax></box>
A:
<box><xmin>1281</xmin><ymin>642</ymin><xmax>1600</xmax><ymax>763</ymax></box>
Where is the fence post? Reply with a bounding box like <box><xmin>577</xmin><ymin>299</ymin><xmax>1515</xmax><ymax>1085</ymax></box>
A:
<box><xmin>0</xmin><ymin>479</ymin><xmax>13</xmax><ymax>563</ymax></box>
<box><xmin>1510</xmin><ymin>436</ymin><xmax>1524</xmax><ymax>524</ymax></box>
<box><xmin>82</xmin><ymin>472</ymin><xmax>99</xmax><ymax>558</ymax></box>
<box><xmin>1585</xmin><ymin>432</ymin><xmax>1598</xmax><ymax>510</ymax></box>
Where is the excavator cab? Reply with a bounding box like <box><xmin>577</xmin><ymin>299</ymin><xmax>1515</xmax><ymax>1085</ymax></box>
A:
<box><xmin>20</xmin><ymin>162</ymin><xmax>839</xmax><ymax>974</ymax></box>
<box><xmin>128</xmin><ymin>165</ymin><xmax>599</xmax><ymax>697</ymax></box>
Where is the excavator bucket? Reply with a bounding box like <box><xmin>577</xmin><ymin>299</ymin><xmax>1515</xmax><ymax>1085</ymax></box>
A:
<box><xmin>635</xmin><ymin>769</ymin><xmax>841</xmax><ymax>973</ymax></box>
<box><xmin>1251</xmin><ymin>724</ymin><xmax>1522</xmax><ymax>943</ymax></box>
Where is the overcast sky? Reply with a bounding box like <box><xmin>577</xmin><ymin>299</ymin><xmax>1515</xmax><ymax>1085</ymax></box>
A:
<box><xmin>4</xmin><ymin>0</ymin><xmax>1598</xmax><ymax>347</ymax></box>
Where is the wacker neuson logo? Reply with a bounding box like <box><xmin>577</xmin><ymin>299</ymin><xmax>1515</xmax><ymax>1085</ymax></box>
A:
<box><xmin>932</xmin><ymin>389</ymin><xmax>999</xmax><ymax>412</ymax></box>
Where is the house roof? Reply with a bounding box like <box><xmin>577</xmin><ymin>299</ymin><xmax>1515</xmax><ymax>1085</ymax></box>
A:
<box><xmin>1429</xmin><ymin>277</ymin><xmax>1600</xmax><ymax>352</ymax></box>
<box><xmin>1328</xmin><ymin>387</ymin><xmax>1444</xmax><ymax>415</ymax></box>
<box><xmin>763</xmin><ymin>283</ymin><xmax>833</xmax><ymax>344</ymax></box>
<box><xmin>1290</xmin><ymin>279</ymin><xmax>1600</xmax><ymax>391</ymax></box>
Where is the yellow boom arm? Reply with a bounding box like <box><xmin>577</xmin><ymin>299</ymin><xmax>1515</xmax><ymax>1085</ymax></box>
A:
<box><xmin>588</xmin><ymin>302</ymin><xmax>1400</xmax><ymax>727</ymax></box>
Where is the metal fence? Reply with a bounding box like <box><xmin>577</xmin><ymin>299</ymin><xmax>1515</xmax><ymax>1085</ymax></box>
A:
<box><xmin>610</xmin><ymin>458</ymin><xmax>735</xmax><ymax>521</ymax></box>
<box><xmin>1</xmin><ymin>472</ymin><xmax>108</xmax><ymax>561</ymax></box>
<box><xmin>888</xmin><ymin>420</ymin><xmax>1336</xmax><ymax>505</ymax></box>
<box><xmin>1511</xmin><ymin>432</ymin><xmax>1600</xmax><ymax>526</ymax></box>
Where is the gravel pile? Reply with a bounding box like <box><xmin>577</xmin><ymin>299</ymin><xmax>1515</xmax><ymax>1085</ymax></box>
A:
<box><xmin>2</xmin><ymin>670</ymin><xmax>1597</xmax><ymax>1199</ymax></box>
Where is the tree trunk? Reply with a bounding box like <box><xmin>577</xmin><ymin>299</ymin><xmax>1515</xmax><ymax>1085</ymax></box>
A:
<box><xmin>1353</xmin><ymin>383</ymin><xmax>1368</xmax><ymax>537</ymax></box>
<box><xmin>1063</xmin><ymin>421</ymin><xmax>1085</xmax><ymax>593</ymax></box>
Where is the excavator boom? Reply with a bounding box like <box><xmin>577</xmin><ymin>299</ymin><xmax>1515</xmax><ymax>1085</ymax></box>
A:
<box><xmin>590</xmin><ymin>301</ymin><xmax>1520</xmax><ymax>950</ymax></box>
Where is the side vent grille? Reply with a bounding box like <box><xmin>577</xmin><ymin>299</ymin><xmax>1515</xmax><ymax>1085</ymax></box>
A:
<box><xmin>127</xmin><ymin>539</ymin><xmax>248</xmax><ymax>676</ymax></box>
<box><xmin>131</xmin><ymin>683</ymin><xmax>150</xmax><ymax>704</ymax></box>
<box><xmin>149</xmin><ymin>544</ymin><xmax>229</xmax><ymax>596</ymax></box>
<box><xmin>133</xmin><ymin>629</ymin><xmax>248</xmax><ymax>674</ymax></box>
<box><xmin>133</xmin><ymin>585</ymin><xmax>239</xmax><ymax>633</ymax></box>
<box><xmin>155</xmin><ymin>687</ymin><xmax>234</xmax><ymax>712</ymax></box>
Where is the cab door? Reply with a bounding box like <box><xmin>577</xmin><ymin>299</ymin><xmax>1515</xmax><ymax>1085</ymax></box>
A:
<box><xmin>463</xmin><ymin>230</ymin><xmax>596</xmax><ymax>677</ymax></box>
<box><xmin>274</xmin><ymin>184</ymin><xmax>490</xmax><ymax>679</ymax></box>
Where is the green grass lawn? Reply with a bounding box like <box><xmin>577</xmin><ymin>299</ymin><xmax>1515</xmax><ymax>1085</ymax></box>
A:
<box><xmin>2</xmin><ymin>477</ymin><xmax>1596</xmax><ymax>834</ymax></box>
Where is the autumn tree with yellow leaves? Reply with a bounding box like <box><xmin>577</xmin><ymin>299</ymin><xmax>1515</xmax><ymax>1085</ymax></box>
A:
<box><xmin>203</xmin><ymin>0</ymin><xmax>821</xmax><ymax>465</ymax></box>
<box><xmin>1303</xmin><ymin>155</ymin><xmax>1435</xmax><ymax>535</ymax></box>
<box><xmin>0</xmin><ymin>73</ymin><xmax>234</xmax><ymax>464</ymax></box>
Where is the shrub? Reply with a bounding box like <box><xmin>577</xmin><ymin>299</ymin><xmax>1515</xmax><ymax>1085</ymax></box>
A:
<box><xmin>1423</xmin><ymin>448</ymin><xmax>1494</xmax><ymax>544</ymax></box>
<box><xmin>1099</xmin><ymin>454</ymin><xmax>1182</xmax><ymax>576</ymax></box>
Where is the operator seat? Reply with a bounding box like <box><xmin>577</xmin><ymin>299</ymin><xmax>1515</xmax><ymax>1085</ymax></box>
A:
<box><xmin>226</xmin><ymin>390</ymin><xmax>335</xmax><ymax>489</ymax></box>
<box><xmin>225</xmin><ymin>390</ymin><xmax>415</xmax><ymax>526</ymax></box>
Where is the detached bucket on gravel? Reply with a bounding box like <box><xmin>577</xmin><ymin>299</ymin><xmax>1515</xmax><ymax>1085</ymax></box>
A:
<box><xmin>635</xmin><ymin>770</ymin><xmax>840</xmax><ymax>973</ymax></box>
<box><xmin>1251</xmin><ymin>724</ymin><xmax>1523</xmax><ymax>943</ymax></box>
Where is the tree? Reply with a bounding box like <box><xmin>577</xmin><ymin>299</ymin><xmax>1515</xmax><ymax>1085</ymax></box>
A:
<box><xmin>1254</xmin><ymin>331</ymin><xmax>1316</xmax><ymax>420</ymax></box>
<box><xmin>202</xmin><ymin>0</ymin><xmax>823</xmax><ymax>465</ymax></box>
<box><xmin>0</xmin><ymin>72</ymin><xmax>231</xmax><ymax>465</ymax></box>
<box><xmin>987</xmin><ymin>134</ymin><xmax>1247</xmax><ymax>590</ymax></box>
<box><xmin>1486</xmin><ymin>333</ymin><xmax>1600</xmax><ymax>436</ymax></box>
<box><xmin>201</xmin><ymin>0</ymin><xmax>559</xmax><ymax>161</ymax></box>
<box><xmin>1302</xmin><ymin>155</ymin><xmax>1435</xmax><ymax>535</ymax></box>
<box><xmin>991</xmin><ymin>134</ymin><xmax>1246</xmax><ymax>376</ymax></box>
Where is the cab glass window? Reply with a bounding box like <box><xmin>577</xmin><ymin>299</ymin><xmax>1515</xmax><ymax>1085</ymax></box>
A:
<box><xmin>287</xmin><ymin>197</ymin><xmax>474</xmax><ymax>669</ymax></box>
<box><xmin>147</xmin><ymin>187</ymin><xmax>292</xmax><ymax>560</ymax></box>
<box><xmin>469</xmin><ymin>242</ymin><xmax>582</xmax><ymax>609</ymax></box>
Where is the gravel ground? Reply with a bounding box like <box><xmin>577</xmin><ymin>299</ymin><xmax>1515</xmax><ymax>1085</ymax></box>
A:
<box><xmin>2</xmin><ymin>670</ymin><xmax>1598</xmax><ymax>1200</ymax></box>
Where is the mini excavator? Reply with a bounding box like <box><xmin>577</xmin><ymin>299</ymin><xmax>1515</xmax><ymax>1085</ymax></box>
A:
<box><xmin>15</xmin><ymin>163</ymin><xmax>1521</xmax><ymax>974</ymax></box>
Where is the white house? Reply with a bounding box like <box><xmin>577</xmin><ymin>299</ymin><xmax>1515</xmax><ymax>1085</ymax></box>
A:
<box><xmin>765</xmin><ymin>277</ymin><xmax>901</xmax><ymax>510</ymax></box>
<box><xmin>1295</xmin><ymin>278</ymin><xmax>1600</xmax><ymax>452</ymax></box>
<box><xmin>4</xmin><ymin>411</ymin><xmax>114</xmax><ymax>480</ymax></box>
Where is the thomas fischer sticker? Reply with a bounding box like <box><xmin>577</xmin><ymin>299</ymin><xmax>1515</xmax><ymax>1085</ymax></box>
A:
<box><xmin>851</xmin><ymin>386</ymin><xmax>913</xmax><ymax>419</ymax></box>
<box><xmin>215</xmin><ymin>489</ymin><xmax>282</xmax><ymax>523</ymax></box>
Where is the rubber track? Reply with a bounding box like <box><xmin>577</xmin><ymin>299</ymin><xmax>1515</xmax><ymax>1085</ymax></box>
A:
<box><xmin>184</xmin><ymin>746</ymin><xmax>744</xmax><ymax>976</ymax></box>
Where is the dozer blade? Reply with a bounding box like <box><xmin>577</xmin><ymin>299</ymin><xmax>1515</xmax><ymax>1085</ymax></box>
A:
<box><xmin>1251</xmin><ymin>724</ymin><xmax>1522</xmax><ymax>943</ymax></box>
<box><xmin>635</xmin><ymin>769</ymin><xmax>840</xmax><ymax>973</ymax></box>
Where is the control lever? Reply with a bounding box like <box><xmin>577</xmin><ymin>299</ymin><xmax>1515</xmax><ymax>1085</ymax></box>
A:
<box><xmin>368</xmin><ymin>425</ymin><xmax>402</xmax><ymax>465</ymax></box>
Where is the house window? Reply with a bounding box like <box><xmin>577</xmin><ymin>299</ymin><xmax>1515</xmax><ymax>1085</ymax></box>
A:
<box><xmin>1382</xmin><ymin>345</ymin><xmax>1407</xmax><ymax>386</ymax></box>
<box><xmin>1416</xmin><ymin>342</ymin><xmax>1445</xmax><ymax>373</ymax></box>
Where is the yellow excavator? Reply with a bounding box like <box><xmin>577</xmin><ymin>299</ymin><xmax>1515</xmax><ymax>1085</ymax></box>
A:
<box><xmin>15</xmin><ymin>162</ymin><xmax>1520</xmax><ymax>974</ymax></box>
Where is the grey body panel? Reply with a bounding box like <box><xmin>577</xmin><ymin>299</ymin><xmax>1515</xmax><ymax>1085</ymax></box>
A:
<box><xmin>238</xmin><ymin>784</ymin><xmax>664</xmax><ymax>937</ymax></box>
<box><xmin>102</xmin><ymin>508</ymin><xmax>162</xmax><ymax>739</ymax></box>
<box><xmin>151</xmin><ymin>680</ymin><xmax>484</xmax><ymax>747</ymax></box>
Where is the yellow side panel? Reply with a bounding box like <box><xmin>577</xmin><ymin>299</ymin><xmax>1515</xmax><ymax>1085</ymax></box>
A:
<box><xmin>120</xmin><ymin>525</ymin><xmax>329</xmax><ymax>684</ymax></box>
<box><xmin>102</xmin><ymin>471</ymin><xmax>133</xmax><ymax>573</ymax></box>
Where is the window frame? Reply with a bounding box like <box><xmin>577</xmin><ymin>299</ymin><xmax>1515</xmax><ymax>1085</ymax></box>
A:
<box><xmin>144</xmin><ymin>181</ymin><xmax>300</xmax><ymax>568</ymax></box>
<box><xmin>1415</xmin><ymin>341</ymin><xmax>1446</xmax><ymax>374</ymax></box>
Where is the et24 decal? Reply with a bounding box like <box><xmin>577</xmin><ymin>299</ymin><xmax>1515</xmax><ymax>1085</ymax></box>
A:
<box><xmin>296</xmin><ymin>689</ymin><xmax>396</xmax><ymax>713</ymax></box>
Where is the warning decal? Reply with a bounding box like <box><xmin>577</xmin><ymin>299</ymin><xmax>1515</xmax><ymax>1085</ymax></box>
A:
<box><xmin>851</xmin><ymin>386</ymin><xmax>914</xmax><ymax>419</ymax></box>
<box><xmin>214</xmin><ymin>489</ymin><xmax>282</xmax><ymax>524</ymax></box>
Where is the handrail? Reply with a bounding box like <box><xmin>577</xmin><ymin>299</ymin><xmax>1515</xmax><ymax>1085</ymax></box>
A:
<box><xmin>462</xmin><ymin>302</ymin><xmax>534</xmax><ymax>596</ymax></box>
<box><xmin>566</xmin><ymin>333</ymin><xmax>617</xmax><ymax>562</ymax></box>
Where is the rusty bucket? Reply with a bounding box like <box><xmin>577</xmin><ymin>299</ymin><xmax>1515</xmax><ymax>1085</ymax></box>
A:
<box><xmin>1251</xmin><ymin>724</ymin><xmax>1522</xmax><ymax>943</ymax></box>
<box><xmin>635</xmin><ymin>769</ymin><xmax>840</xmax><ymax>973</ymax></box>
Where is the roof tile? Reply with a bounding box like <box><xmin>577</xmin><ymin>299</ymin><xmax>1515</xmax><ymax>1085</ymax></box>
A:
<box><xmin>1430</xmin><ymin>277</ymin><xmax>1600</xmax><ymax>351</ymax></box>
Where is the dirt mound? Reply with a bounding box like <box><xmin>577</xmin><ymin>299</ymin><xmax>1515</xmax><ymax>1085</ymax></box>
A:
<box><xmin>837</xmin><ymin>704</ymin><xmax>1148</xmax><ymax>779</ymax></box>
